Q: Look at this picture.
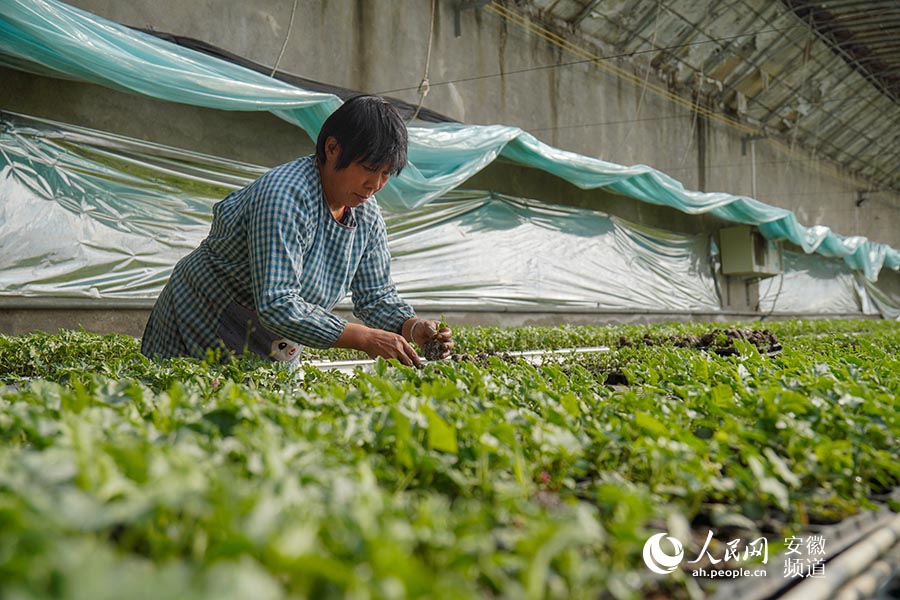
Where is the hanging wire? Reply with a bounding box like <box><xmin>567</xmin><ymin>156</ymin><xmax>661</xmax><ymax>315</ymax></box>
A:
<box><xmin>790</xmin><ymin>11</ymin><xmax>815</xmax><ymax>152</ymax></box>
<box><xmin>632</xmin><ymin>0</ymin><xmax>663</xmax><ymax>126</ymax></box>
<box><xmin>679</xmin><ymin>84</ymin><xmax>702</xmax><ymax>170</ymax></box>
<box><xmin>270</xmin><ymin>0</ymin><xmax>299</xmax><ymax>77</ymax></box>
<box><xmin>409</xmin><ymin>0</ymin><xmax>437</xmax><ymax>123</ymax></box>
<box><xmin>483</xmin><ymin>1</ymin><xmax>755</xmax><ymax>136</ymax></box>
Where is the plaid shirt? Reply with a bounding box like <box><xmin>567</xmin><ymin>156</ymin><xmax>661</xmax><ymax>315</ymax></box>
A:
<box><xmin>141</xmin><ymin>155</ymin><xmax>415</xmax><ymax>359</ymax></box>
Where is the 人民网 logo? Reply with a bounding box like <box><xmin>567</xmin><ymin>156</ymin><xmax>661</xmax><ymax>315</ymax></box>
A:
<box><xmin>642</xmin><ymin>532</ymin><xmax>684</xmax><ymax>575</ymax></box>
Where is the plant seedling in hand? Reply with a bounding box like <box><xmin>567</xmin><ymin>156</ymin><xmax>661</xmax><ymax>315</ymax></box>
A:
<box><xmin>421</xmin><ymin>316</ymin><xmax>453</xmax><ymax>361</ymax></box>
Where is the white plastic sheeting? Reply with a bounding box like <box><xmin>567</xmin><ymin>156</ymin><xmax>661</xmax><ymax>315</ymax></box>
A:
<box><xmin>0</xmin><ymin>112</ymin><xmax>721</xmax><ymax>311</ymax></box>
<box><xmin>758</xmin><ymin>251</ymin><xmax>878</xmax><ymax>315</ymax></box>
<box><xmin>386</xmin><ymin>193</ymin><xmax>720</xmax><ymax>310</ymax></box>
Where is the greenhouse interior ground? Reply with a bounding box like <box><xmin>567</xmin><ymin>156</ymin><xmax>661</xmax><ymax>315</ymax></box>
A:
<box><xmin>1</xmin><ymin>0</ymin><xmax>900</xmax><ymax>598</ymax></box>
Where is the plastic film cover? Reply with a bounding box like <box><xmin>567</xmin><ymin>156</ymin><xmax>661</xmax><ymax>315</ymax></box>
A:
<box><xmin>0</xmin><ymin>113</ymin><xmax>261</xmax><ymax>297</ymax></box>
<box><xmin>384</xmin><ymin>192</ymin><xmax>720</xmax><ymax>311</ymax></box>
<box><xmin>0</xmin><ymin>113</ymin><xmax>719</xmax><ymax>311</ymax></box>
<box><xmin>861</xmin><ymin>274</ymin><xmax>900</xmax><ymax>320</ymax></box>
<box><xmin>758</xmin><ymin>250</ymin><xmax>865</xmax><ymax>314</ymax></box>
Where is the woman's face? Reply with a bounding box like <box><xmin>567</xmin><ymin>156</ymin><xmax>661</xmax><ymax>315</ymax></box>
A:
<box><xmin>320</xmin><ymin>137</ymin><xmax>392</xmax><ymax>212</ymax></box>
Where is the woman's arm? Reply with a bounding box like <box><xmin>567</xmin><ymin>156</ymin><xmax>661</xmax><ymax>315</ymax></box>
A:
<box><xmin>348</xmin><ymin>207</ymin><xmax>416</xmax><ymax>333</ymax></box>
<box><xmin>246</xmin><ymin>164</ymin><xmax>348</xmax><ymax>348</ymax></box>
<box><xmin>334</xmin><ymin>322</ymin><xmax>422</xmax><ymax>366</ymax></box>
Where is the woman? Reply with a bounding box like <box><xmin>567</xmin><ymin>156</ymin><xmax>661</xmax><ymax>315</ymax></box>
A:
<box><xmin>141</xmin><ymin>95</ymin><xmax>452</xmax><ymax>366</ymax></box>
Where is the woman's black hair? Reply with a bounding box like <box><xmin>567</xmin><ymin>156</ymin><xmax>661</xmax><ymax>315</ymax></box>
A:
<box><xmin>315</xmin><ymin>95</ymin><xmax>408</xmax><ymax>175</ymax></box>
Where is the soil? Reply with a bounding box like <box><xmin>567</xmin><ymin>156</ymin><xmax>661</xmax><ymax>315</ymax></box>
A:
<box><xmin>423</xmin><ymin>338</ymin><xmax>447</xmax><ymax>361</ymax></box>
<box><xmin>617</xmin><ymin>327</ymin><xmax>782</xmax><ymax>356</ymax></box>
<box><xmin>442</xmin><ymin>328</ymin><xmax>781</xmax><ymax>387</ymax></box>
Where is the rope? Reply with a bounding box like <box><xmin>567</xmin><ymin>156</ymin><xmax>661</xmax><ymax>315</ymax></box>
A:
<box><xmin>679</xmin><ymin>85</ymin><xmax>702</xmax><ymax>170</ymax></box>
<box><xmin>270</xmin><ymin>0</ymin><xmax>299</xmax><ymax>77</ymax></box>
<box><xmin>633</xmin><ymin>0</ymin><xmax>662</xmax><ymax>126</ymax></box>
<box><xmin>409</xmin><ymin>0</ymin><xmax>437</xmax><ymax>122</ymax></box>
<box><xmin>485</xmin><ymin>1</ymin><xmax>758</xmax><ymax>136</ymax></box>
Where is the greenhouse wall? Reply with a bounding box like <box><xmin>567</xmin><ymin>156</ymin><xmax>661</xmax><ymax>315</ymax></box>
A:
<box><xmin>1</xmin><ymin>0</ymin><xmax>897</xmax><ymax>249</ymax></box>
<box><xmin>1</xmin><ymin>0</ymin><xmax>898</xmax><ymax>334</ymax></box>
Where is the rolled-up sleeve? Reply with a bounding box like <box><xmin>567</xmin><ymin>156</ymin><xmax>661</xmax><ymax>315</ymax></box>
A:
<box><xmin>350</xmin><ymin>211</ymin><xmax>415</xmax><ymax>333</ymax></box>
<box><xmin>246</xmin><ymin>181</ymin><xmax>347</xmax><ymax>348</ymax></box>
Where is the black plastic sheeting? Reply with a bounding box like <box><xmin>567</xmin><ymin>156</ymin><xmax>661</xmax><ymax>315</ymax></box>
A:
<box><xmin>132</xmin><ymin>29</ymin><xmax>456</xmax><ymax>125</ymax></box>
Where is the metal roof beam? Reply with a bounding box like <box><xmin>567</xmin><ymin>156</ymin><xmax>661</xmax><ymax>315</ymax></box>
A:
<box><xmin>780</xmin><ymin>1</ymin><xmax>900</xmax><ymax>104</ymax></box>
<box><xmin>806</xmin><ymin>96</ymin><xmax>889</xmax><ymax>152</ymax></box>
<box><xmin>552</xmin><ymin>0</ymin><xmax>900</xmax><ymax>191</ymax></box>
<box><xmin>714</xmin><ymin>2</ymin><xmax>809</xmax><ymax>102</ymax></box>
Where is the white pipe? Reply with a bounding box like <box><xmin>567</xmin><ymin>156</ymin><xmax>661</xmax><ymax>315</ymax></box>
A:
<box><xmin>751</xmin><ymin>140</ymin><xmax>757</xmax><ymax>199</ymax></box>
<box><xmin>834</xmin><ymin>558</ymin><xmax>895</xmax><ymax>600</ymax></box>
<box><xmin>297</xmin><ymin>346</ymin><xmax>611</xmax><ymax>373</ymax></box>
<box><xmin>780</xmin><ymin>512</ymin><xmax>900</xmax><ymax>600</ymax></box>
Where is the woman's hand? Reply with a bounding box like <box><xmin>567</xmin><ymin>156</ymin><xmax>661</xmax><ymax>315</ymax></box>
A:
<box><xmin>336</xmin><ymin>323</ymin><xmax>422</xmax><ymax>367</ymax></box>
<box><xmin>362</xmin><ymin>328</ymin><xmax>423</xmax><ymax>366</ymax></box>
<box><xmin>408</xmin><ymin>319</ymin><xmax>454</xmax><ymax>361</ymax></box>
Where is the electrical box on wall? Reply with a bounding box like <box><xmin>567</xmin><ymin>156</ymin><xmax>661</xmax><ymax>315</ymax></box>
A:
<box><xmin>719</xmin><ymin>225</ymin><xmax>782</xmax><ymax>277</ymax></box>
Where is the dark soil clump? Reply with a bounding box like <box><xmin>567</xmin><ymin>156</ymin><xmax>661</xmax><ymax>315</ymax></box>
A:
<box><xmin>423</xmin><ymin>339</ymin><xmax>445</xmax><ymax>361</ymax></box>
<box><xmin>601</xmin><ymin>369</ymin><xmax>629</xmax><ymax>386</ymax></box>
<box><xmin>618</xmin><ymin>328</ymin><xmax>782</xmax><ymax>356</ymax></box>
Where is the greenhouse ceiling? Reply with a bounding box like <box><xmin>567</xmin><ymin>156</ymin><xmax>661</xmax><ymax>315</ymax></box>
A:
<box><xmin>507</xmin><ymin>0</ymin><xmax>900</xmax><ymax>193</ymax></box>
